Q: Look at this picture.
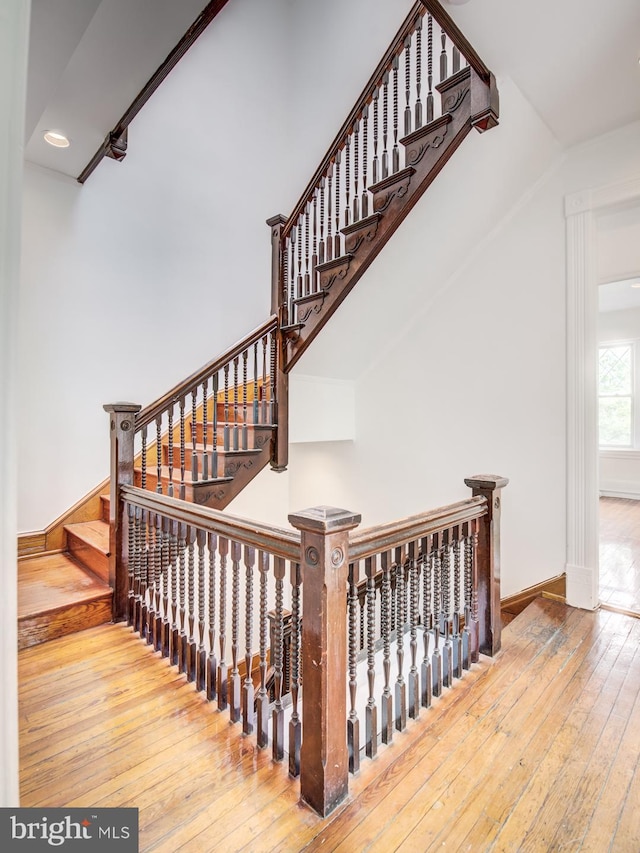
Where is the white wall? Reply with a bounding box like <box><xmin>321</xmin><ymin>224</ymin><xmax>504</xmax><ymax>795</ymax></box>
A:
<box><xmin>18</xmin><ymin>0</ymin><xmax>293</xmax><ymax>531</ymax></box>
<box><xmin>1</xmin><ymin>0</ymin><xmax>30</xmax><ymax>807</ymax></box>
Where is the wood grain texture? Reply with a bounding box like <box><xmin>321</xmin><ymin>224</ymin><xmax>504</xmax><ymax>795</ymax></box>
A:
<box><xmin>18</xmin><ymin>599</ymin><xmax>640</xmax><ymax>851</ymax></box>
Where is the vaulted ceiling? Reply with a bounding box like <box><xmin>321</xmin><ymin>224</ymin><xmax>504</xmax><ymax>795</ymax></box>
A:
<box><xmin>24</xmin><ymin>0</ymin><xmax>640</xmax><ymax>181</ymax></box>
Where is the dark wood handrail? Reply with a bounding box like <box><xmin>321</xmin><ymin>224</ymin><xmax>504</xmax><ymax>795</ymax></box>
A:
<box><xmin>136</xmin><ymin>314</ymin><xmax>277</xmax><ymax>431</ymax></box>
<box><xmin>348</xmin><ymin>496</ymin><xmax>487</xmax><ymax>561</ymax></box>
<box><xmin>77</xmin><ymin>0</ymin><xmax>232</xmax><ymax>184</ymax></box>
<box><xmin>418</xmin><ymin>0</ymin><xmax>491</xmax><ymax>83</ymax></box>
<box><xmin>121</xmin><ymin>484</ymin><xmax>300</xmax><ymax>562</ymax></box>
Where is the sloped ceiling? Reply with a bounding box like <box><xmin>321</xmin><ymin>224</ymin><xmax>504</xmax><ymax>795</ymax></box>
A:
<box><xmin>24</xmin><ymin>0</ymin><xmax>640</xmax><ymax>181</ymax></box>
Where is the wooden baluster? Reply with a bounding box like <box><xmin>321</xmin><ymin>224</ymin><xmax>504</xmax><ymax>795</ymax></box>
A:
<box><xmin>382</xmin><ymin>71</ymin><xmax>389</xmax><ymax>179</ymax></box>
<box><xmin>344</xmin><ymin>134</ymin><xmax>351</xmax><ymax>229</ymax></box>
<box><xmin>131</xmin><ymin>506</ymin><xmax>142</xmax><ymax>632</ymax></box>
<box><xmin>372</xmin><ymin>87</ymin><xmax>380</xmax><ymax>185</ymax></box>
<box><xmin>242</xmin><ymin>545</ymin><xmax>255</xmax><ymax>735</ymax></box>
<box><xmin>470</xmin><ymin>518</ymin><xmax>480</xmax><ymax>663</ymax></box>
<box><xmin>296</xmin><ymin>218</ymin><xmax>303</xmax><ymax>300</ymax></box>
<box><xmin>211</xmin><ymin>373</ymin><xmax>219</xmax><ymax>478</ymax></box>
<box><xmin>233</xmin><ymin>357</ymin><xmax>239</xmax><ymax>452</ymax></box>
<box><xmin>334</xmin><ymin>150</ymin><xmax>342</xmax><ymax>258</ymax></box>
<box><xmin>202</xmin><ymin>379</ymin><xmax>208</xmax><ymax>480</ymax></box>
<box><xmin>348</xmin><ymin>561</ymin><xmax>360</xmax><ymax>773</ymax></box>
<box><xmin>242</xmin><ymin>350</ymin><xmax>248</xmax><ymax>451</ymax></box>
<box><xmin>462</xmin><ymin>521</ymin><xmax>472</xmax><ymax>670</ymax></box>
<box><xmin>404</xmin><ymin>35</ymin><xmax>412</xmax><ymax>137</ymax></box>
<box><xmin>395</xmin><ymin>546</ymin><xmax>407</xmax><ymax>732</ymax></box>
<box><xmin>223</xmin><ymin>364</ymin><xmax>230</xmax><ymax>451</ymax></box>
<box><xmin>139</xmin><ymin>510</ymin><xmax>149</xmax><ymax>639</ymax></box>
<box><xmin>272</xmin><ymin>556</ymin><xmax>286</xmax><ymax>761</ymax></box>
<box><xmin>186</xmin><ymin>526</ymin><xmax>197</xmax><ymax>682</ymax></box>
<box><xmin>177</xmin><ymin>522</ymin><xmax>187</xmax><ymax>673</ymax></box>
<box><xmin>252</xmin><ymin>345</ymin><xmax>259</xmax><ymax>432</ymax></box>
<box><xmin>206</xmin><ymin>532</ymin><xmax>217</xmax><ymax>700</ymax></box>
<box><xmin>169</xmin><ymin>520</ymin><xmax>179</xmax><ymax>666</ymax></box>
<box><xmin>432</xmin><ymin>534</ymin><xmax>443</xmax><ymax>697</ymax></box>
<box><xmin>352</xmin><ymin>122</ymin><xmax>359</xmax><ymax>223</ymax></box>
<box><xmin>289</xmin><ymin>561</ymin><xmax>301</xmax><ymax>777</ymax></box>
<box><xmin>311</xmin><ymin>189</ymin><xmax>318</xmax><ymax>290</ymax></box>
<box><xmin>414</xmin><ymin>15</ymin><xmax>423</xmax><ymax>130</ymax></box>
<box><xmin>256</xmin><ymin>551</ymin><xmax>270</xmax><ymax>748</ymax></box>
<box><xmin>217</xmin><ymin>536</ymin><xmax>228</xmax><ymax>710</ymax></box>
<box><xmin>408</xmin><ymin>540</ymin><xmax>420</xmax><ymax>719</ymax></box>
<box><xmin>453</xmin><ymin>42</ymin><xmax>460</xmax><ymax>75</ymax></box>
<box><xmin>261</xmin><ymin>336</ymin><xmax>268</xmax><ymax>425</ymax></box>
<box><xmin>179</xmin><ymin>397</ymin><xmax>186</xmax><ymax>500</ymax></box>
<box><xmin>442</xmin><ymin>529</ymin><xmax>453</xmax><ymax>688</ymax></box>
<box><xmin>126</xmin><ymin>503</ymin><xmax>135</xmax><ymax>626</ymax></box>
<box><xmin>155</xmin><ymin>417</ymin><xmax>162</xmax><ymax>494</ymax></box>
<box><xmin>153</xmin><ymin>513</ymin><xmax>164</xmax><ymax>649</ymax></box>
<box><xmin>167</xmin><ymin>406</ymin><xmax>174</xmax><ymax>497</ymax></box>
<box><xmin>392</xmin><ymin>55</ymin><xmax>400</xmax><ymax>174</ymax></box>
<box><xmin>318</xmin><ymin>177</ymin><xmax>326</xmax><ymax>265</ymax></box>
<box><xmin>361</xmin><ymin>105</ymin><xmax>369</xmax><ymax>218</ymax></box>
<box><xmin>304</xmin><ymin>204</ymin><xmax>311</xmax><ymax>295</ymax></box>
<box><xmin>160</xmin><ymin>517</ymin><xmax>171</xmax><ymax>657</ymax></box>
<box><xmin>145</xmin><ymin>512</ymin><xmax>156</xmax><ymax>645</ymax></box>
<box><xmin>359</xmin><ymin>587</ymin><xmax>366</xmax><ymax>655</ymax></box>
<box><xmin>380</xmin><ymin>549</ymin><xmax>393</xmax><ymax>744</ymax></box>
<box><xmin>191</xmin><ymin>389</ymin><xmax>199</xmax><ymax>483</ymax></box>
<box><xmin>421</xmin><ymin>537</ymin><xmax>432</xmax><ymax>709</ymax></box>
<box><xmin>365</xmin><ymin>555</ymin><xmax>378</xmax><ymax>758</ymax></box>
<box><xmin>326</xmin><ymin>163</ymin><xmax>333</xmax><ymax>262</ymax></box>
<box><xmin>452</xmin><ymin>527</ymin><xmax>463</xmax><ymax>679</ymax></box>
<box><xmin>269</xmin><ymin>332</ymin><xmax>277</xmax><ymax>427</ymax></box>
<box><xmin>289</xmin><ymin>229</ymin><xmax>297</xmax><ymax>320</ymax></box>
<box><xmin>229</xmin><ymin>540</ymin><xmax>242</xmax><ymax>722</ymax></box>
<box><xmin>141</xmin><ymin>425</ymin><xmax>147</xmax><ymax>491</ymax></box>
<box><xmin>196</xmin><ymin>528</ymin><xmax>207</xmax><ymax>691</ymax></box>
<box><xmin>427</xmin><ymin>15</ymin><xmax>434</xmax><ymax>123</ymax></box>
<box><xmin>440</xmin><ymin>26</ymin><xmax>448</xmax><ymax>83</ymax></box>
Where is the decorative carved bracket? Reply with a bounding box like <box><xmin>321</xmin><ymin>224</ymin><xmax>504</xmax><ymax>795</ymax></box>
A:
<box><xmin>341</xmin><ymin>213</ymin><xmax>383</xmax><ymax>254</ymax></box>
<box><xmin>401</xmin><ymin>114</ymin><xmax>451</xmax><ymax>167</ymax></box>
<box><xmin>294</xmin><ymin>292</ymin><xmax>325</xmax><ymax>323</ymax></box>
<box><xmin>370</xmin><ymin>166</ymin><xmax>416</xmax><ymax>213</ymax></box>
<box><xmin>315</xmin><ymin>255</ymin><xmax>353</xmax><ymax>291</ymax></box>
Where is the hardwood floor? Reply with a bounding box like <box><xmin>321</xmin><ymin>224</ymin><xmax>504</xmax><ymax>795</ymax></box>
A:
<box><xmin>18</xmin><ymin>598</ymin><xmax>640</xmax><ymax>851</ymax></box>
<box><xmin>599</xmin><ymin>496</ymin><xmax>640</xmax><ymax>614</ymax></box>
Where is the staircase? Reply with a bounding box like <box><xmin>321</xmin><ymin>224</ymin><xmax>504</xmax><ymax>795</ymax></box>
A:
<box><xmin>17</xmin><ymin>0</ymin><xmax>499</xmax><ymax>649</ymax></box>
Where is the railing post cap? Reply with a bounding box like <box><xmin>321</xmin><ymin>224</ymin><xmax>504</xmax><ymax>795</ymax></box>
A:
<box><xmin>103</xmin><ymin>402</ymin><xmax>142</xmax><ymax>414</ymax></box>
<box><xmin>288</xmin><ymin>506</ymin><xmax>362</xmax><ymax>535</ymax></box>
<box><xmin>266</xmin><ymin>213</ymin><xmax>288</xmax><ymax>228</ymax></box>
<box><xmin>464</xmin><ymin>474</ymin><xmax>509</xmax><ymax>491</ymax></box>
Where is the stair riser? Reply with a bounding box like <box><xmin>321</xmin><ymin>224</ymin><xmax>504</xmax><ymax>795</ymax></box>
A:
<box><xmin>18</xmin><ymin>595</ymin><xmax>113</xmax><ymax>650</ymax></box>
<box><xmin>67</xmin><ymin>531</ymin><xmax>109</xmax><ymax>583</ymax></box>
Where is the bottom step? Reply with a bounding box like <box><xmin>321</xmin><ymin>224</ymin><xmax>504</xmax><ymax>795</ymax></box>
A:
<box><xmin>18</xmin><ymin>551</ymin><xmax>112</xmax><ymax>650</ymax></box>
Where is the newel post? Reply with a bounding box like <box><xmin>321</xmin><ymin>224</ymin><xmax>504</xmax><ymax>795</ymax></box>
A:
<box><xmin>464</xmin><ymin>474</ymin><xmax>509</xmax><ymax>657</ymax></box>
<box><xmin>267</xmin><ymin>213</ymin><xmax>289</xmax><ymax>473</ymax></box>
<box><xmin>288</xmin><ymin>505</ymin><xmax>362</xmax><ymax>817</ymax></box>
<box><xmin>104</xmin><ymin>402</ymin><xmax>141</xmax><ymax>622</ymax></box>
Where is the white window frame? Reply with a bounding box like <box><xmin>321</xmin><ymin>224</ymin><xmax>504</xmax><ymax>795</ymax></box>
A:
<box><xmin>598</xmin><ymin>339</ymin><xmax>637</xmax><ymax>451</ymax></box>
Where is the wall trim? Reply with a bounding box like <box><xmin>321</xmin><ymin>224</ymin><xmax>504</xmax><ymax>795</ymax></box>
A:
<box><xmin>565</xmin><ymin>175</ymin><xmax>640</xmax><ymax>610</ymax></box>
<box><xmin>501</xmin><ymin>573</ymin><xmax>566</xmax><ymax>617</ymax></box>
<box><xmin>600</xmin><ymin>488</ymin><xmax>640</xmax><ymax>500</ymax></box>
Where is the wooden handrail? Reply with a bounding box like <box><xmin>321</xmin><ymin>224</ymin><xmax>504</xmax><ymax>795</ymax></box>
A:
<box><xmin>418</xmin><ymin>0</ymin><xmax>491</xmax><ymax>83</ymax></box>
<box><xmin>349</xmin><ymin>496</ymin><xmax>487</xmax><ymax>561</ymax></box>
<box><xmin>121</xmin><ymin>484</ymin><xmax>300</xmax><ymax>562</ymax></box>
<box><xmin>136</xmin><ymin>315</ymin><xmax>277</xmax><ymax>431</ymax></box>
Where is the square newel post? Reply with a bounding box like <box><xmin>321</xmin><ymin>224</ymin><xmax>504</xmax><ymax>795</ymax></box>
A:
<box><xmin>104</xmin><ymin>402</ymin><xmax>141</xmax><ymax>622</ymax></box>
<box><xmin>288</xmin><ymin>506</ymin><xmax>362</xmax><ymax>817</ymax></box>
<box><xmin>267</xmin><ymin>213</ymin><xmax>289</xmax><ymax>473</ymax></box>
<box><xmin>464</xmin><ymin>475</ymin><xmax>509</xmax><ymax>657</ymax></box>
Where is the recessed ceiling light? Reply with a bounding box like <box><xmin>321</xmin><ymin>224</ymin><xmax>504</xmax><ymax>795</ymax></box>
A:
<box><xmin>43</xmin><ymin>131</ymin><xmax>70</xmax><ymax>148</ymax></box>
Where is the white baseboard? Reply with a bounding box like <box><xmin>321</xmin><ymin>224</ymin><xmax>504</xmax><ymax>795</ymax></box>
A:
<box><xmin>599</xmin><ymin>489</ymin><xmax>640</xmax><ymax>500</ymax></box>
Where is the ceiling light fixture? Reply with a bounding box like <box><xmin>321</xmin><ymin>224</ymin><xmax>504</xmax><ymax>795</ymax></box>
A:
<box><xmin>43</xmin><ymin>131</ymin><xmax>70</xmax><ymax>148</ymax></box>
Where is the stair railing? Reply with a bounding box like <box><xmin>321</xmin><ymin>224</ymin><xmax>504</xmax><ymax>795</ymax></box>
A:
<box><xmin>110</xmin><ymin>474</ymin><xmax>506</xmax><ymax>817</ymax></box>
<box><xmin>269</xmin><ymin>0</ymin><xmax>498</xmax><ymax>367</ymax></box>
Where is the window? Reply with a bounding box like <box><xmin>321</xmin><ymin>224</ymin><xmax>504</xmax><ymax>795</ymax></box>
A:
<box><xmin>599</xmin><ymin>343</ymin><xmax>633</xmax><ymax>447</ymax></box>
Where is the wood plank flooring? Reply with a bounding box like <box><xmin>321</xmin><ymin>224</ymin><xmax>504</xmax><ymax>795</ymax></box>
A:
<box><xmin>599</xmin><ymin>496</ymin><xmax>640</xmax><ymax>614</ymax></box>
<box><xmin>18</xmin><ymin>598</ymin><xmax>640</xmax><ymax>851</ymax></box>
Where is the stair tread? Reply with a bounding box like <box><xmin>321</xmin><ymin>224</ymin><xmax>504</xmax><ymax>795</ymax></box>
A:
<box><xmin>65</xmin><ymin>520</ymin><xmax>110</xmax><ymax>554</ymax></box>
<box><xmin>18</xmin><ymin>551</ymin><xmax>111</xmax><ymax>619</ymax></box>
